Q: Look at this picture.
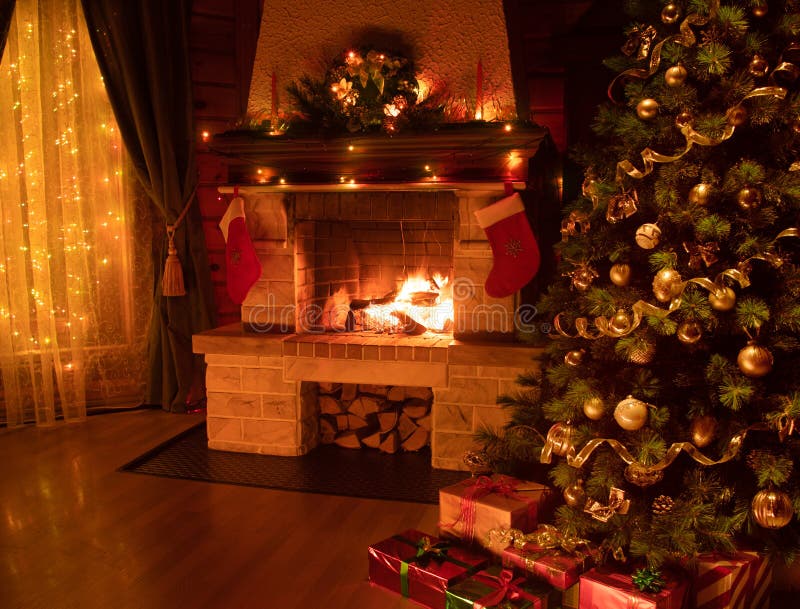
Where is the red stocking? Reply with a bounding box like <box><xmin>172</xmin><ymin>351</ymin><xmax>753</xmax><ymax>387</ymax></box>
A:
<box><xmin>474</xmin><ymin>193</ymin><xmax>540</xmax><ymax>298</ymax></box>
<box><xmin>219</xmin><ymin>195</ymin><xmax>262</xmax><ymax>304</ymax></box>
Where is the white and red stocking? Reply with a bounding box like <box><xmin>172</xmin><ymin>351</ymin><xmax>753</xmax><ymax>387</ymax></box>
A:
<box><xmin>474</xmin><ymin>192</ymin><xmax>540</xmax><ymax>298</ymax></box>
<box><xmin>219</xmin><ymin>195</ymin><xmax>262</xmax><ymax>304</ymax></box>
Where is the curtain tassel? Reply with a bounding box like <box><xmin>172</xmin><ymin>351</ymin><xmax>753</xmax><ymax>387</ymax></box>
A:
<box><xmin>162</xmin><ymin>225</ymin><xmax>186</xmax><ymax>296</ymax></box>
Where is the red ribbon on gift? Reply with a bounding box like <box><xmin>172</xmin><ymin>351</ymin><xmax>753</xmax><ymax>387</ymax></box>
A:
<box><xmin>444</xmin><ymin>476</ymin><xmax>530</xmax><ymax>541</ymax></box>
<box><xmin>472</xmin><ymin>569</ymin><xmax>531</xmax><ymax>609</ymax></box>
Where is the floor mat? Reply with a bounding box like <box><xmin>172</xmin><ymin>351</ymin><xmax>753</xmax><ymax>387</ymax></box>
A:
<box><xmin>120</xmin><ymin>422</ymin><xmax>470</xmax><ymax>504</ymax></box>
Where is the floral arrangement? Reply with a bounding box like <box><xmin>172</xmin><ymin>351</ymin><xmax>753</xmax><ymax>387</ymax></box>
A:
<box><xmin>286</xmin><ymin>47</ymin><xmax>447</xmax><ymax>134</ymax></box>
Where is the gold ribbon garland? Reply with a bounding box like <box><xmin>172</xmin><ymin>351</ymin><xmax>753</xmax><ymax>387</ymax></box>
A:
<box><xmin>552</xmin><ymin>227</ymin><xmax>800</xmax><ymax>341</ymax></box>
<box><xmin>616</xmin><ymin>87</ymin><xmax>787</xmax><ymax>184</ymax></box>
<box><xmin>486</xmin><ymin>525</ymin><xmax>592</xmax><ymax>555</ymax></box>
<box><xmin>536</xmin><ymin>422</ymin><xmax>796</xmax><ymax>479</ymax></box>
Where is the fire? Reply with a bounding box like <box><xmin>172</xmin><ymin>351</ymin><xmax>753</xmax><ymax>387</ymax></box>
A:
<box><xmin>362</xmin><ymin>273</ymin><xmax>454</xmax><ymax>334</ymax></box>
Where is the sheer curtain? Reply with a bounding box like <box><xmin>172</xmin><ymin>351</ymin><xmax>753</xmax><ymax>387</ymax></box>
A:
<box><xmin>0</xmin><ymin>0</ymin><xmax>151</xmax><ymax>426</ymax></box>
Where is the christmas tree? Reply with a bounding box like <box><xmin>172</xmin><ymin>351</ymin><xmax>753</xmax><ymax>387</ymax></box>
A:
<box><xmin>481</xmin><ymin>0</ymin><xmax>800</xmax><ymax>566</ymax></box>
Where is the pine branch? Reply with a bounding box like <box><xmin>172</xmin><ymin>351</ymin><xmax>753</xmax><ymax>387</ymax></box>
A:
<box><xmin>695</xmin><ymin>214</ymin><xmax>732</xmax><ymax>241</ymax></box>
<box><xmin>736</xmin><ymin>296</ymin><xmax>770</xmax><ymax>331</ymax></box>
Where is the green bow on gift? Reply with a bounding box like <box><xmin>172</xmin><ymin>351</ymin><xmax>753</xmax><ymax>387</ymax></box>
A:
<box><xmin>414</xmin><ymin>536</ymin><xmax>450</xmax><ymax>567</ymax></box>
<box><xmin>632</xmin><ymin>567</ymin><xmax>665</xmax><ymax>593</ymax></box>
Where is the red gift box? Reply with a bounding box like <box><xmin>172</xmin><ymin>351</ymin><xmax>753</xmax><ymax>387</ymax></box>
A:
<box><xmin>502</xmin><ymin>545</ymin><xmax>588</xmax><ymax>590</ymax></box>
<box><xmin>694</xmin><ymin>551</ymin><xmax>771</xmax><ymax>609</ymax></box>
<box><xmin>579</xmin><ymin>568</ymin><xmax>688</xmax><ymax>609</ymax></box>
<box><xmin>368</xmin><ymin>529</ymin><xmax>488</xmax><ymax>609</ymax></box>
<box><xmin>439</xmin><ymin>475</ymin><xmax>553</xmax><ymax>549</ymax></box>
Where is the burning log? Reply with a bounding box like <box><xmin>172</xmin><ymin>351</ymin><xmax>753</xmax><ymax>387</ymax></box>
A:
<box><xmin>390</xmin><ymin>310</ymin><xmax>427</xmax><ymax>335</ymax></box>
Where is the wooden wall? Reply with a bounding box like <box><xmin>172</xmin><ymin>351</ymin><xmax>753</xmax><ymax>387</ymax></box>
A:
<box><xmin>190</xmin><ymin>0</ymin><xmax>263</xmax><ymax>326</ymax></box>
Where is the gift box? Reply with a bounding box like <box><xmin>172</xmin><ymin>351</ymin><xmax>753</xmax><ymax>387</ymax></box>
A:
<box><xmin>579</xmin><ymin>568</ymin><xmax>688</xmax><ymax>609</ymax></box>
<box><xmin>439</xmin><ymin>475</ymin><xmax>553</xmax><ymax>550</ymax></box>
<box><xmin>502</xmin><ymin>546</ymin><xmax>588</xmax><ymax>590</ymax></box>
<box><xmin>445</xmin><ymin>565</ymin><xmax>558</xmax><ymax>609</ymax></box>
<box><xmin>368</xmin><ymin>529</ymin><xmax>488</xmax><ymax>609</ymax></box>
<box><xmin>694</xmin><ymin>551</ymin><xmax>771</xmax><ymax>609</ymax></box>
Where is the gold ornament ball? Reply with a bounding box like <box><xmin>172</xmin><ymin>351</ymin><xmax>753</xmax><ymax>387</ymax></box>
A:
<box><xmin>652</xmin><ymin>268</ymin><xmax>683</xmax><ymax>303</ymax></box>
<box><xmin>792</xmin><ymin>118</ymin><xmax>800</xmax><ymax>135</ymax></box>
<box><xmin>737</xmin><ymin>186</ymin><xmax>762</xmax><ymax>211</ymax></box>
<box><xmin>737</xmin><ymin>341</ymin><xmax>774</xmax><ymax>378</ymax></box>
<box><xmin>677</xmin><ymin>320</ymin><xmax>703</xmax><ymax>344</ymax></box>
<box><xmin>609</xmin><ymin>309</ymin><xmax>632</xmax><ymax>335</ymax></box>
<box><xmin>635</xmin><ymin>223</ymin><xmax>661</xmax><ymax>249</ymax></box>
<box><xmin>751</xmin><ymin>4</ymin><xmax>768</xmax><ymax>18</ymax></box>
<box><xmin>749</xmin><ymin>55</ymin><xmax>770</xmax><ymax>78</ymax></box>
<box><xmin>572</xmin><ymin>268</ymin><xmax>595</xmax><ymax>291</ymax></box>
<box><xmin>563</xmin><ymin>481</ymin><xmax>587</xmax><ymax>508</ymax></box>
<box><xmin>690</xmin><ymin>414</ymin><xmax>717</xmax><ymax>448</ymax></box>
<box><xmin>665</xmin><ymin>65</ymin><xmax>688</xmax><ymax>87</ymax></box>
<box><xmin>637</xmin><ymin>98</ymin><xmax>660</xmax><ymax>120</ymax></box>
<box><xmin>688</xmin><ymin>183</ymin><xmax>712</xmax><ymax>206</ymax></box>
<box><xmin>709</xmin><ymin>286</ymin><xmax>736</xmax><ymax>311</ymax></box>
<box><xmin>564</xmin><ymin>349</ymin><xmax>585</xmax><ymax>367</ymax></box>
<box><xmin>583</xmin><ymin>396</ymin><xmax>606</xmax><ymax>420</ymax></box>
<box><xmin>629</xmin><ymin>342</ymin><xmax>656</xmax><ymax>365</ymax></box>
<box><xmin>727</xmin><ymin>105</ymin><xmax>748</xmax><ymax>127</ymax></box>
<box><xmin>614</xmin><ymin>395</ymin><xmax>649</xmax><ymax>431</ymax></box>
<box><xmin>610</xmin><ymin>263</ymin><xmax>632</xmax><ymax>287</ymax></box>
<box><xmin>661</xmin><ymin>3</ymin><xmax>681</xmax><ymax>24</ymax></box>
<box><xmin>625</xmin><ymin>463</ymin><xmax>665</xmax><ymax>487</ymax></box>
<box><xmin>675</xmin><ymin>111</ymin><xmax>694</xmax><ymax>129</ymax></box>
<box><xmin>751</xmin><ymin>489</ymin><xmax>794</xmax><ymax>529</ymax></box>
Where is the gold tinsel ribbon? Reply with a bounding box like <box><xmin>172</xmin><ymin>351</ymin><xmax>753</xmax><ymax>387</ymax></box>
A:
<box><xmin>552</xmin><ymin>231</ymin><xmax>800</xmax><ymax>340</ymax></box>
<box><xmin>486</xmin><ymin>525</ymin><xmax>592</xmax><ymax>555</ymax></box>
<box><xmin>547</xmin><ymin>423</ymin><xmax>787</xmax><ymax>478</ymax></box>
<box><xmin>615</xmin><ymin>87</ymin><xmax>787</xmax><ymax>184</ymax></box>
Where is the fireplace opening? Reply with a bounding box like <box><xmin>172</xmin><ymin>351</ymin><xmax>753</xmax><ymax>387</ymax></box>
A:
<box><xmin>295</xmin><ymin>217</ymin><xmax>455</xmax><ymax>336</ymax></box>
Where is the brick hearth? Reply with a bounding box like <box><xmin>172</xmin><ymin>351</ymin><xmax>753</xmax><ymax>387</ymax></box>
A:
<box><xmin>193</xmin><ymin>326</ymin><xmax>543</xmax><ymax>471</ymax></box>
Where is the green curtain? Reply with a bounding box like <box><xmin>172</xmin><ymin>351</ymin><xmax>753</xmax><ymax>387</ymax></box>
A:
<box><xmin>81</xmin><ymin>0</ymin><xmax>215</xmax><ymax>412</ymax></box>
<box><xmin>0</xmin><ymin>0</ymin><xmax>14</xmax><ymax>58</ymax></box>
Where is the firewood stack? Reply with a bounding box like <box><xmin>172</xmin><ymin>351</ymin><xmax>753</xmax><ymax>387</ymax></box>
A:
<box><xmin>317</xmin><ymin>383</ymin><xmax>432</xmax><ymax>453</ymax></box>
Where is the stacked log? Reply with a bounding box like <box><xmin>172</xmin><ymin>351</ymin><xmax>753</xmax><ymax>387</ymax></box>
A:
<box><xmin>317</xmin><ymin>383</ymin><xmax>432</xmax><ymax>453</ymax></box>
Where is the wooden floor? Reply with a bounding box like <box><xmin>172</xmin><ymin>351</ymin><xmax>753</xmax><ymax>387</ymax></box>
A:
<box><xmin>0</xmin><ymin>410</ymin><xmax>440</xmax><ymax>609</ymax></box>
<box><xmin>4</xmin><ymin>410</ymin><xmax>799</xmax><ymax>608</ymax></box>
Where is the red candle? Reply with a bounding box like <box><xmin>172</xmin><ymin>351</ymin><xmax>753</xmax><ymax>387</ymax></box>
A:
<box><xmin>476</xmin><ymin>59</ymin><xmax>483</xmax><ymax>120</ymax></box>
<box><xmin>271</xmin><ymin>71</ymin><xmax>278</xmax><ymax>125</ymax></box>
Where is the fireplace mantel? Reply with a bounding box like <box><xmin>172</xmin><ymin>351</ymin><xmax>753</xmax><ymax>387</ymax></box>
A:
<box><xmin>210</xmin><ymin>123</ymin><xmax>551</xmax><ymax>184</ymax></box>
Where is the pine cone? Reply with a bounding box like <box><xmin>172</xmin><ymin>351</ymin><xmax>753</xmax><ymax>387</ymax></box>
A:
<box><xmin>652</xmin><ymin>494</ymin><xmax>675</xmax><ymax>515</ymax></box>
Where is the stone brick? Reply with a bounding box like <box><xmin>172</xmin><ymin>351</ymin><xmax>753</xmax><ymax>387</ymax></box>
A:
<box><xmin>242</xmin><ymin>419</ymin><xmax>297</xmax><ymax>446</ymax></box>
<box><xmin>433</xmin><ymin>403</ymin><xmax>473</xmax><ymax>432</ymax></box>
<box><xmin>430</xmin><ymin>347</ymin><xmax>448</xmax><ymax>363</ymax></box>
<box><xmin>207</xmin><ymin>392</ymin><xmax>260</xmax><ymax>418</ymax></box>
<box><xmin>396</xmin><ymin>346</ymin><xmax>414</xmax><ymax>361</ymax></box>
<box><xmin>298</xmin><ymin>342</ymin><xmax>314</xmax><ymax>357</ymax></box>
<box><xmin>241</xmin><ymin>367</ymin><xmax>293</xmax><ymax>393</ymax></box>
<box><xmin>478</xmin><ymin>366</ymin><xmax>527</xmax><ymax>380</ymax></box>
<box><xmin>268</xmin><ymin>281</ymin><xmax>295</xmax><ymax>306</ymax></box>
<box><xmin>206</xmin><ymin>366</ymin><xmax>242</xmax><ymax>392</ymax></box>
<box><xmin>258</xmin><ymin>356</ymin><xmax>285</xmax><ymax>368</ymax></box>
<box><xmin>346</xmin><ymin>344</ymin><xmax>363</xmax><ymax>359</ymax></box>
<box><xmin>448</xmin><ymin>365</ymin><xmax>478</xmax><ymax>377</ymax></box>
<box><xmin>435</xmin><ymin>376</ymin><xmax>498</xmax><ymax>405</ymax></box>
<box><xmin>207</xmin><ymin>416</ymin><xmax>243</xmax><ymax>442</ymax></box>
<box><xmin>314</xmin><ymin>342</ymin><xmax>330</xmax><ymax>358</ymax></box>
<box><xmin>330</xmin><ymin>343</ymin><xmax>347</xmax><ymax>359</ymax></box>
<box><xmin>284</xmin><ymin>356</ymin><xmax>448</xmax><ymax>387</ymax></box>
<box><xmin>432</xmin><ymin>431</ymin><xmax>479</xmax><ymax>462</ymax></box>
<box><xmin>258</xmin><ymin>251</ymin><xmax>293</xmax><ymax>280</ymax></box>
<box><xmin>262</xmin><ymin>394</ymin><xmax>297</xmax><ymax>420</ymax></box>
<box><xmin>379</xmin><ymin>345</ymin><xmax>396</xmax><ymax>360</ymax></box>
<box><xmin>473</xmin><ymin>406</ymin><xmax>511</xmax><ymax>432</ymax></box>
<box><xmin>205</xmin><ymin>354</ymin><xmax>260</xmax><ymax>367</ymax></box>
<box><xmin>362</xmin><ymin>344</ymin><xmax>379</xmax><ymax>360</ymax></box>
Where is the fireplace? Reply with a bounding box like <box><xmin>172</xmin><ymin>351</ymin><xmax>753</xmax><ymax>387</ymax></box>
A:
<box><xmin>193</xmin><ymin>127</ymin><xmax>554</xmax><ymax>470</ymax></box>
